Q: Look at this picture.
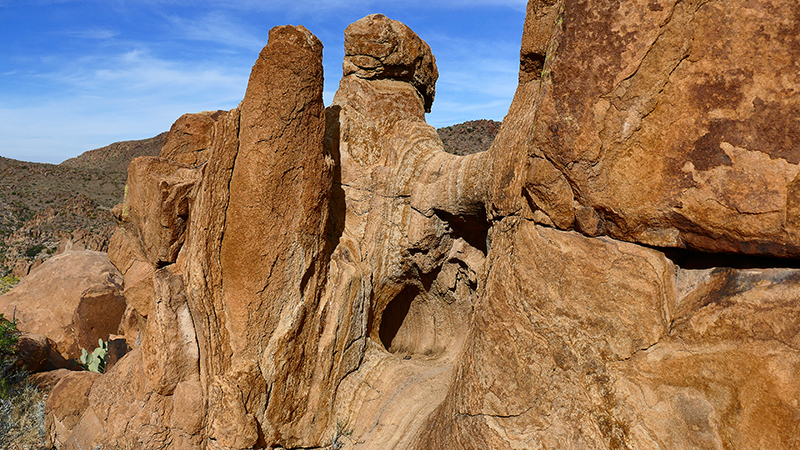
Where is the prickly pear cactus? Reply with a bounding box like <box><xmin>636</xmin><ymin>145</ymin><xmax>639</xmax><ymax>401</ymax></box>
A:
<box><xmin>79</xmin><ymin>338</ymin><xmax>108</xmax><ymax>373</ymax></box>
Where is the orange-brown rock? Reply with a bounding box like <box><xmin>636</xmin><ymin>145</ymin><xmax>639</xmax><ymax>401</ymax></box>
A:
<box><xmin>0</xmin><ymin>251</ymin><xmax>125</xmax><ymax>363</ymax></box>
<box><xmin>29</xmin><ymin>368</ymin><xmax>72</xmax><ymax>391</ymax></box>
<box><xmin>493</xmin><ymin>0</ymin><xmax>800</xmax><ymax>257</ymax></box>
<box><xmin>43</xmin><ymin>5</ymin><xmax>800</xmax><ymax>450</ymax></box>
<box><xmin>15</xmin><ymin>333</ymin><xmax>50</xmax><ymax>373</ymax></box>
<box><xmin>46</xmin><ymin>24</ymin><xmax>333</xmax><ymax>450</ymax></box>
<box><xmin>116</xmin><ymin>156</ymin><xmax>199</xmax><ymax>268</ymax></box>
<box><xmin>416</xmin><ymin>219</ymin><xmax>800</xmax><ymax>449</ymax></box>
<box><xmin>160</xmin><ymin>110</ymin><xmax>224</xmax><ymax>166</ymax></box>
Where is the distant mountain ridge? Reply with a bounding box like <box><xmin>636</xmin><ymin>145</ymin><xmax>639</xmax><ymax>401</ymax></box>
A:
<box><xmin>0</xmin><ymin>133</ymin><xmax>166</xmax><ymax>276</ymax></box>
<box><xmin>60</xmin><ymin>132</ymin><xmax>167</xmax><ymax>172</ymax></box>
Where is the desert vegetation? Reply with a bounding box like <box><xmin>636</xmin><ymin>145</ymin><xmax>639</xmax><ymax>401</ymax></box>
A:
<box><xmin>0</xmin><ymin>314</ymin><xmax>49</xmax><ymax>449</ymax></box>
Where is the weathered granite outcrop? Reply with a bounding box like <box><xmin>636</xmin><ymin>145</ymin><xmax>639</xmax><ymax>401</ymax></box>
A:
<box><xmin>492</xmin><ymin>0</ymin><xmax>800</xmax><ymax>257</ymax></box>
<box><xmin>43</xmin><ymin>3</ymin><xmax>800</xmax><ymax>450</ymax></box>
<box><xmin>0</xmin><ymin>251</ymin><xmax>125</xmax><ymax>366</ymax></box>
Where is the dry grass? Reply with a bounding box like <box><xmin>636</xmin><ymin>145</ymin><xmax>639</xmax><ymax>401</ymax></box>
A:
<box><xmin>0</xmin><ymin>381</ymin><xmax>50</xmax><ymax>449</ymax></box>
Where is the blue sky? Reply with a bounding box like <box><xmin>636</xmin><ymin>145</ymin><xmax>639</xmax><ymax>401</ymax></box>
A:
<box><xmin>0</xmin><ymin>0</ymin><xmax>527</xmax><ymax>163</ymax></box>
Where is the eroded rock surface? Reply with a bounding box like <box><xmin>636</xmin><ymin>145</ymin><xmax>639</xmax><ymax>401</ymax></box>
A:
<box><xmin>44</xmin><ymin>3</ymin><xmax>800</xmax><ymax>450</ymax></box>
<box><xmin>495</xmin><ymin>0</ymin><xmax>800</xmax><ymax>257</ymax></box>
<box><xmin>0</xmin><ymin>251</ymin><xmax>125</xmax><ymax>365</ymax></box>
<box><xmin>416</xmin><ymin>219</ymin><xmax>800</xmax><ymax>449</ymax></box>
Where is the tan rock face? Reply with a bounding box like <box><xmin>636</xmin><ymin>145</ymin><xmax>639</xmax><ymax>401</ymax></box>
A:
<box><xmin>501</xmin><ymin>0</ymin><xmax>800</xmax><ymax>256</ymax></box>
<box><xmin>0</xmin><ymin>251</ymin><xmax>125</xmax><ymax>362</ymax></box>
<box><xmin>44</xmin><ymin>5</ymin><xmax>800</xmax><ymax>450</ymax></box>
<box><xmin>416</xmin><ymin>219</ymin><xmax>800</xmax><ymax>450</ymax></box>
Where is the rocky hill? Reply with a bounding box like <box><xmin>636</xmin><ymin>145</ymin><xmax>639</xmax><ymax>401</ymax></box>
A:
<box><xmin>60</xmin><ymin>132</ymin><xmax>167</xmax><ymax>172</ymax></box>
<box><xmin>0</xmin><ymin>133</ymin><xmax>164</xmax><ymax>277</ymax></box>
<box><xmin>437</xmin><ymin>119</ymin><xmax>501</xmax><ymax>155</ymax></box>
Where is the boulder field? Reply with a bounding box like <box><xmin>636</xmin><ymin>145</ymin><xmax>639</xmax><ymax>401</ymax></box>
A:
<box><xmin>10</xmin><ymin>1</ymin><xmax>797</xmax><ymax>449</ymax></box>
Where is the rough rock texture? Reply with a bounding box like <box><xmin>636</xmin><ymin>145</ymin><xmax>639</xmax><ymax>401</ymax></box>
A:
<box><xmin>494</xmin><ymin>0</ymin><xmax>800</xmax><ymax>256</ymax></box>
<box><xmin>0</xmin><ymin>251</ymin><xmax>125</xmax><ymax>363</ymax></box>
<box><xmin>415</xmin><ymin>219</ymin><xmax>800</xmax><ymax>449</ymax></box>
<box><xmin>47</xmin><ymin>24</ymin><xmax>333</xmax><ymax>450</ymax></box>
<box><xmin>15</xmin><ymin>333</ymin><xmax>51</xmax><ymax>373</ymax></box>
<box><xmin>160</xmin><ymin>111</ymin><xmax>223</xmax><ymax>166</ymax></box>
<box><xmin>45</xmin><ymin>4</ymin><xmax>800</xmax><ymax>450</ymax></box>
<box><xmin>344</xmin><ymin>14</ymin><xmax>438</xmax><ymax>112</ymax></box>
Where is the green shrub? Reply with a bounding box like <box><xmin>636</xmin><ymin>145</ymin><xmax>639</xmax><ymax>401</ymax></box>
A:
<box><xmin>24</xmin><ymin>245</ymin><xmax>45</xmax><ymax>258</ymax></box>
<box><xmin>0</xmin><ymin>313</ymin><xmax>23</xmax><ymax>399</ymax></box>
<box><xmin>0</xmin><ymin>275</ymin><xmax>20</xmax><ymax>295</ymax></box>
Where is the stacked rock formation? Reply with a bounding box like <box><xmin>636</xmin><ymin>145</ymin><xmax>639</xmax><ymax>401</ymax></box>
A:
<box><xmin>42</xmin><ymin>3</ymin><xmax>799</xmax><ymax>450</ymax></box>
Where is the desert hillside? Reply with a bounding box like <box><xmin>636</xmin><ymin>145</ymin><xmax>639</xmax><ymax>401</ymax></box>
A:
<box><xmin>437</xmin><ymin>119</ymin><xmax>501</xmax><ymax>155</ymax></box>
<box><xmin>0</xmin><ymin>133</ymin><xmax>165</xmax><ymax>277</ymax></box>
<box><xmin>60</xmin><ymin>132</ymin><xmax>168</xmax><ymax>172</ymax></box>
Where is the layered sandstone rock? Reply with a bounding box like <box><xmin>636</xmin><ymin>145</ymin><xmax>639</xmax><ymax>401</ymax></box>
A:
<box><xmin>44</xmin><ymin>3</ymin><xmax>800</xmax><ymax>450</ymax></box>
<box><xmin>415</xmin><ymin>219</ymin><xmax>800</xmax><ymax>449</ymax></box>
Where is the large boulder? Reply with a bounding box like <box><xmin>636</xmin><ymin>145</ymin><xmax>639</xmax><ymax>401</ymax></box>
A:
<box><xmin>0</xmin><ymin>251</ymin><xmax>125</xmax><ymax>364</ymax></box>
<box><xmin>416</xmin><ymin>219</ymin><xmax>800</xmax><ymax>449</ymax></box>
<box><xmin>344</xmin><ymin>14</ymin><xmax>438</xmax><ymax>112</ymax></box>
<box><xmin>490</xmin><ymin>0</ymin><xmax>800</xmax><ymax>257</ymax></box>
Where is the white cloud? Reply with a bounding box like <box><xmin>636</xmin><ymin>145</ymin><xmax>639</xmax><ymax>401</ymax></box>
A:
<box><xmin>164</xmin><ymin>12</ymin><xmax>265</xmax><ymax>50</ymax></box>
<box><xmin>63</xmin><ymin>28</ymin><xmax>120</xmax><ymax>39</ymax></box>
<box><xmin>0</xmin><ymin>48</ymin><xmax>250</xmax><ymax>163</ymax></box>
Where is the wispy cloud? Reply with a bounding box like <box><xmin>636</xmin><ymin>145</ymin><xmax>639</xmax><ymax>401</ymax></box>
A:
<box><xmin>63</xmin><ymin>27</ymin><xmax>119</xmax><ymax>39</ymax></box>
<box><xmin>0</xmin><ymin>47</ymin><xmax>249</xmax><ymax>163</ymax></box>
<box><xmin>0</xmin><ymin>0</ymin><xmax>526</xmax><ymax>162</ymax></box>
<box><xmin>45</xmin><ymin>47</ymin><xmax>247</xmax><ymax>97</ymax></box>
<box><xmin>164</xmin><ymin>11</ymin><xmax>265</xmax><ymax>50</ymax></box>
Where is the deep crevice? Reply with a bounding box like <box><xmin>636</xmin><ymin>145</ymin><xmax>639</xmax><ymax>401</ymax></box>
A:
<box><xmin>659</xmin><ymin>246</ymin><xmax>800</xmax><ymax>270</ymax></box>
<box><xmin>378</xmin><ymin>285</ymin><xmax>418</xmax><ymax>353</ymax></box>
<box><xmin>324</xmin><ymin>105</ymin><xmax>345</xmax><ymax>257</ymax></box>
<box><xmin>434</xmin><ymin>209</ymin><xmax>490</xmax><ymax>255</ymax></box>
